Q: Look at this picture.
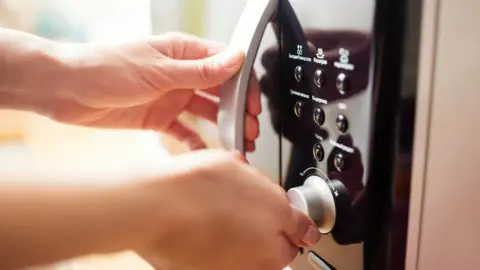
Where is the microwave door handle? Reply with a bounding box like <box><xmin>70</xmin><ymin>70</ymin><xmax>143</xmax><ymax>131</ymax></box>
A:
<box><xmin>218</xmin><ymin>0</ymin><xmax>278</xmax><ymax>154</ymax></box>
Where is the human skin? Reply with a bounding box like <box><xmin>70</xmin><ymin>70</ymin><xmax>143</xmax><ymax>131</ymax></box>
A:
<box><xmin>0</xmin><ymin>28</ymin><xmax>320</xmax><ymax>270</ymax></box>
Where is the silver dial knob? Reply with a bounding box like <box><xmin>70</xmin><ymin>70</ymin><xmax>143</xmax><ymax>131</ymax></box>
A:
<box><xmin>287</xmin><ymin>175</ymin><xmax>337</xmax><ymax>234</ymax></box>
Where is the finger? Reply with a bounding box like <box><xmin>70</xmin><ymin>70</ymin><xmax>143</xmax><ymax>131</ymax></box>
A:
<box><xmin>245</xmin><ymin>114</ymin><xmax>259</xmax><ymax>141</ymax></box>
<box><xmin>149</xmin><ymin>32</ymin><xmax>226</xmax><ymax>60</ymax></box>
<box><xmin>166</xmin><ymin>120</ymin><xmax>207</xmax><ymax>150</ymax></box>
<box><xmin>200</xmin><ymin>73</ymin><xmax>261</xmax><ymax>116</ymax></box>
<box><xmin>163</xmin><ymin>48</ymin><xmax>244</xmax><ymax>90</ymax></box>
<box><xmin>231</xmin><ymin>141</ymin><xmax>255</xmax><ymax>154</ymax></box>
<box><xmin>186</xmin><ymin>93</ymin><xmax>259</xmax><ymax>141</ymax></box>
<box><xmin>186</xmin><ymin>94</ymin><xmax>218</xmax><ymax>123</ymax></box>
<box><xmin>246</xmin><ymin>76</ymin><xmax>262</xmax><ymax>116</ymax></box>
<box><xmin>197</xmin><ymin>66</ymin><xmax>261</xmax><ymax>117</ymax></box>
<box><xmin>284</xmin><ymin>205</ymin><xmax>321</xmax><ymax>247</ymax></box>
<box><xmin>245</xmin><ymin>140</ymin><xmax>255</xmax><ymax>152</ymax></box>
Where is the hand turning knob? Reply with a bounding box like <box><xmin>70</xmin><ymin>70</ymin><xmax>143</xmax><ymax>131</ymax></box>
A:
<box><xmin>287</xmin><ymin>175</ymin><xmax>337</xmax><ymax>234</ymax></box>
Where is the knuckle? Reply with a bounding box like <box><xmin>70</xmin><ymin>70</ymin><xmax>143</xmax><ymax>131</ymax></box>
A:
<box><xmin>196</xmin><ymin>61</ymin><xmax>212</xmax><ymax>84</ymax></box>
<box><xmin>163</xmin><ymin>32</ymin><xmax>187</xmax><ymax>59</ymax></box>
<box><xmin>163</xmin><ymin>31</ymin><xmax>184</xmax><ymax>40</ymax></box>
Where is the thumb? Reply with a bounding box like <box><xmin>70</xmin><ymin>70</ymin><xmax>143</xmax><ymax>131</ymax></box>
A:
<box><xmin>284</xmin><ymin>205</ymin><xmax>321</xmax><ymax>247</ymax></box>
<box><xmin>165</xmin><ymin>48</ymin><xmax>244</xmax><ymax>90</ymax></box>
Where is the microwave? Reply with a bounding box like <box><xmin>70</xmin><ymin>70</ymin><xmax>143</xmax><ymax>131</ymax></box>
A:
<box><xmin>215</xmin><ymin>0</ymin><xmax>480</xmax><ymax>269</ymax></box>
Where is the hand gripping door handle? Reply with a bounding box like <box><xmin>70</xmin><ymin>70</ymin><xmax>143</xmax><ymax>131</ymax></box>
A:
<box><xmin>217</xmin><ymin>0</ymin><xmax>278</xmax><ymax>154</ymax></box>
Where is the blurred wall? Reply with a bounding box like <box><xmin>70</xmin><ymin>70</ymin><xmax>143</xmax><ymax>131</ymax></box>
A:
<box><xmin>0</xmin><ymin>0</ymin><xmax>172</xmax><ymax>174</ymax></box>
<box><xmin>22</xmin><ymin>0</ymin><xmax>171</xmax><ymax>173</ymax></box>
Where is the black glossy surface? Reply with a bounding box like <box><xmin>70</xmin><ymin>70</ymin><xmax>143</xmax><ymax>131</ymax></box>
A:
<box><xmin>274</xmin><ymin>0</ymin><xmax>372</xmax><ymax>246</ymax></box>
<box><xmin>253</xmin><ymin>0</ymin><xmax>421</xmax><ymax>268</ymax></box>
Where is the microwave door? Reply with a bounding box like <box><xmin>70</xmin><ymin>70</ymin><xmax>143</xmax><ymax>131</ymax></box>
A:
<box><xmin>217</xmin><ymin>0</ymin><xmax>309</xmax><ymax>183</ymax></box>
<box><xmin>217</xmin><ymin>0</ymin><xmax>281</xmax><ymax>183</ymax></box>
<box><xmin>218</xmin><ymin>0</ymin><xmax>376</xmax><ymax>270</ymax></box>
<box><xmin>281</xmin><ymin>1</ymin><xmax>377</xmax><ymax>270</ymax></box>
<box><xmin>217</xmin><ymin>0</ymin><xmax>279</xmax><ymax>154</ymax></box>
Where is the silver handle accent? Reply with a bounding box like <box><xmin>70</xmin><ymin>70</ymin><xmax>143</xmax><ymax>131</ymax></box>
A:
<box><xmin>217</xmin><ymin>0</ymin><xmax>278</xmax><ymax>153</ymax></box>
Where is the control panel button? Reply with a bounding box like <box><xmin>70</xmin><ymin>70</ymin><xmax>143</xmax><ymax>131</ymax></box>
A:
<box><xmin>294</xmin><ymin>66</ymin><xmax>304</xmax><ymax>82</ymax></box>
<box><xmin>314</xmin><ymin>69</ymin><xmax>325</xmax><ymax>88</ymax></box>
<box><xmin>294</xmin><ymin>100</ymin><xmax>304</xmax><ymax>118</ymax></box>
<box><xmin>335</xmin><ymin>114</ymin><xmax>349</xmax><ymax>133</ymax></box>
<box><xmin>286</xmin><ymin>175</ymin><xmax>336</xmax><ymax>234</ymax></box>
<box><xmin>334</xmin><ymin>153</ymin><xmax>346</xmax><ymax>172</ymax></box>
<box><xmin>313</xmin><ymin>107</ymin><xmax>325</xmax><ymax>126</ymax></box>
<box><xmin>313</xmin><ymin>143</ymin><xmax>324</xmax><ymax>162</ymax></box>
<box><xmin>336</xmin><ymin>73</ymin><xmax>349</xmax><ymax>94</ymax></box>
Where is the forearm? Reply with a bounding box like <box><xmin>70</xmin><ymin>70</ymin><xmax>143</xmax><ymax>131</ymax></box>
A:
<box><xmin>0</xmin><ymin>27</ymin><xmax>72</xmax><ymax>114</ymax></box>
<box><xmin>0</xmin><ymin>170</ymin><xmax>157</xmax><ymax>270</ymax></box>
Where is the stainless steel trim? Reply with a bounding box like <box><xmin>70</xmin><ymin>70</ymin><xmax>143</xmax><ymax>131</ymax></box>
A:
<box><xmin>217</xmin><ymin>0</ymin><xmax>278</xmax><ymax>153</ymax></box>
<box><xmin>409</xmin><ymin>0</ymin><xmax>480</xmax><ymax>269</ymax></box>
<box><xmin>404</xmin><ymin>0</ymin><xmax>440</xmax><ymax>268</ymax></box>
<box><xmin>308</xmin><ymin>252</ymin><xmax>332</xmax><ymax>270</ymax></box>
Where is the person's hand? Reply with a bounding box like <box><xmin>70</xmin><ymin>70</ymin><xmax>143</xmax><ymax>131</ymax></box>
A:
<box><xmin>133</xmin><ymin>149</ymin><xmax>321</xmax><ymax>270</ymax></box>
<box><xmin>34</xmin><ymin>32</ymin><xmax>260</xmax><ymax>150</ymax></box>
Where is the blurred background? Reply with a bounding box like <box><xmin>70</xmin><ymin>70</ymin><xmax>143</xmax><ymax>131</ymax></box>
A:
<box><xmin>0</xmin><ymin>0</ymin><xmax>251</xmax><ymax>269</ymax></box>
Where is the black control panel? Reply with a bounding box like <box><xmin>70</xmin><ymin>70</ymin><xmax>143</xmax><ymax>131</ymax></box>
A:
<box><xmin>253</xmin><ymin>0</ymin><xmax>419</xmax><ymax>268</ymax></box>
<box><xmin>259</xmin><ymin>0</ymin><xmax>374</xmax><ymax>246</ymax></box>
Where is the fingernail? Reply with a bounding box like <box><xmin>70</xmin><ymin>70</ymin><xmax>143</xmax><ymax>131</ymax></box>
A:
<box><xmin>301</xmin><ymin>225</ymin><xmax>321</xmax><ymax>247</ymax></box>
<box><xmin>218</xmin><ymin>48</ymin><xmax>244</xmax><ymax>69</ymax></box>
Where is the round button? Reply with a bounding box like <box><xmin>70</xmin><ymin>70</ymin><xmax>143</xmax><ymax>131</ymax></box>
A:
<box><xmin>334</xmin><ymin>153</ymin><xmax>346</xmax><ymax>172</ymax></box>
<box><xmin>314</xmin><ymin>69</ymin><xmax>324</xmax><ymax>88</ymax></box>
<box><xmin>294</xmin><ymin>66</ymin><xmax>304</xmax><ymax>82</ymax></box>
<box><xmin>313</xmin><ymin>143</ymin><xmax>324</xmax><ymax>162</ymax></box>
<box><xmin>336</xmin><ymin>114</ymin><xmax>349</xmax><ymax>133</ymax></box>
<box><xmin>294</xmin><ymin>101</ymin><xmax>304</xmax><ymax>118</ymax></box>
<box><xmin>313</xmin><ymin>107</ymin><xmax>325</xmax><ymax>126</ymax></box>
<box><xmin>287</xmin><ymin>175</ymin><xmax>337</xmax><ymax>233</ymax></box>
<box><xmin>336</xmin><ymin>73</ymin><xmax>349</xmax><ymax>94</ymax></box>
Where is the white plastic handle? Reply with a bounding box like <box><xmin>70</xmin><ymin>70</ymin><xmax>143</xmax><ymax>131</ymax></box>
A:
<box><xmin>217</xmin><ymin>0</ymin><xmax>279</xmax><ymax>154</ymax></box>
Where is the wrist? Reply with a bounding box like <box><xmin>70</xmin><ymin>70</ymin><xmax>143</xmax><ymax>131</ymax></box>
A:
<box><xmin>0</xmin><ymin>183</ymin><xmax>150</xmax><ymax>270</ymax></box>
<box><xmin>88</xmin><ymin>165</ymin><xmax>182</xmax><ymax>253</ymax></box>
<box><xmin>105</xmin><ymin>181</ymin><xmax>165</xmax><ymax>252</ymax></box>
<box><xmin>0</xmin><ymin>28</ymin><xmax>76</xmax><ymax>114</ymax></box>
<box><xmin>0</xmin><ymin>165</ymin><xmax>169</xmax><ymax>270</ymax></box>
